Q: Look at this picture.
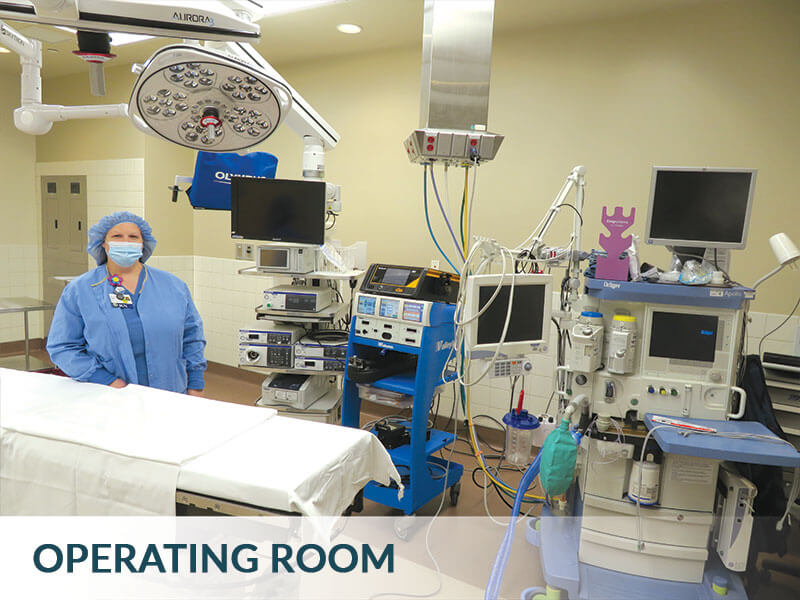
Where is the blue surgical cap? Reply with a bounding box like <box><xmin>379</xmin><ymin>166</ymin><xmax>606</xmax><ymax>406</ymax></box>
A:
<box><xmin>87</xmin><ymin>211</ymin><xmax>157</xmax><ymax>265</ymax></box>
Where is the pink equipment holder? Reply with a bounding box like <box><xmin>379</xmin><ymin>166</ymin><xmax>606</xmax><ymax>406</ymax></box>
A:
<box><xmin>596</xmin><ymin>206</ymin><xmax>636</xmax><ymax>281</ymax></box>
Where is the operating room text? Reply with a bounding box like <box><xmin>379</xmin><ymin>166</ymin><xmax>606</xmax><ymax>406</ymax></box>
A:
<box><xmin>32</xmin><ymin>543</ymin><xmax>394</xmax><ymax>574</ymax></box>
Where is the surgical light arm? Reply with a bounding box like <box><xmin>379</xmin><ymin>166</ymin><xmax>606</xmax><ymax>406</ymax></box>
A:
<box><xmin>217</xmin><ymin>41</ymin><xmax>340</xmax><ymax>173</ymax></box>
<box><xmin>1</xmin><ymin>19</ymin><xmax>128</xmax><ymax>135</ymax></box>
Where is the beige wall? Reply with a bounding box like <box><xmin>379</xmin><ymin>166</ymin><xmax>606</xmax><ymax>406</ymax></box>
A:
<box><xmin>193</xmin><ymin>0</ymin><xmax>799</xmax><ymax>313</ymax></box>
<box><xmin>0</xmin><ymin>75</ymin><xmax>37</xmax><ymax>245</ymax></box>
<box><xmin>143</xmin><ymin>135</ymin><xmax>195</xmax><ymax>256</ymax></box>
<box><xmin>36</xmin><ymin>66</ymin><xmax>143</xmax><ymax>163</ymax></box>
<box><xmin>21</xmin><ymin>0</ymin><xmax>800</xmax><ymax>314</ymax></box>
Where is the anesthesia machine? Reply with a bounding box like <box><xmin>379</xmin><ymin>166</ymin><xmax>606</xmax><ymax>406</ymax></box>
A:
<box><xmin>455</xmin><ymin>164</ymin><xmax>800</xmax><ymax>600</ymax></box>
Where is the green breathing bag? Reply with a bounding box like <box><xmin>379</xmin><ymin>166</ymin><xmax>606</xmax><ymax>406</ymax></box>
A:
<box><xmin>538</xmin><ymin>418</ymin><xmax>578</xmax><ymax>497</ymax></box>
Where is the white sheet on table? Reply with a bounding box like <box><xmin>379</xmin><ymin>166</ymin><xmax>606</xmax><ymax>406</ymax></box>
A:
<box><xmin>179</xmin><ymin>416</ymin><xmax>403</xmax><ymax>516</ymax></box>
<box><xmin>0</xmin><ymin>368</ymin><xmax>275</xmax><ymax>515</ymax></box>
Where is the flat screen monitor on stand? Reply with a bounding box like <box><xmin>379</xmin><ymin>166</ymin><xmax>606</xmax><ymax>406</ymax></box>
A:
<box><xmin>644</xmin><ymin>167</ymin><xmax>757</xmax><ymax>277</ymax></box>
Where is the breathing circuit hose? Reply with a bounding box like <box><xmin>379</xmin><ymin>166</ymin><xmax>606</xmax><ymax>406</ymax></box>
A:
<box><xmin>484</xmin><ymin>453</ymin><xmax>542</xmax><ymax>600</ymax></box>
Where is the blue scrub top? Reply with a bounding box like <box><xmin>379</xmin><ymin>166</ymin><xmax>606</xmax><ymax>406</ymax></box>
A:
<box><xmin>47</xmin><ymin>265</ymin><xmax>207</xmax><ymax>394</ymax></box>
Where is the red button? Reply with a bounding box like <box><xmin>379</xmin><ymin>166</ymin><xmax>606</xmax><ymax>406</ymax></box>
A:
<box><xmin>470</xmin><ymin>139</ymin><xmax>478</xmax><ymax>146</ymax></box>
<box><xmin>426</xmin><ymin>144</ymin><xmax>434</xmax><ymax>151</ymax></box>
<box><xmin>427</xmin><ymin>136</ymin><xmax>435</xmax><ymax>143</ymax></box>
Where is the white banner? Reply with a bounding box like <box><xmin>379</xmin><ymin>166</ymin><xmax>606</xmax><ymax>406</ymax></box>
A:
<box><xmin>0</xmin><ymin>516</ymin><xmax>541</xmax><ymax>599</ymax></box>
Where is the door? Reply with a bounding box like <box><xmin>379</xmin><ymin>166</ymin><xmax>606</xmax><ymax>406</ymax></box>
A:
<box><xmin>41</xmin><ymin>175</ymin><xmax>88</xmax><ymax>336</ymax></box>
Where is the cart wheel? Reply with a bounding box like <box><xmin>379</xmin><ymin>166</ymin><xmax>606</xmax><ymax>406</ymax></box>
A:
<box><xmin>450</xmin><ymin>483</ymin><xmax>461</xmax><ymax>506</ymax></box>
<box><xmin>394</xmin><ymin>514</ymin><xmax>416</xmax><ymax>540</ymax></box>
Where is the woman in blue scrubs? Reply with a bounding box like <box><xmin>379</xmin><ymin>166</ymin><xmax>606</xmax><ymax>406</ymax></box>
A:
<box><xmin>46</xmin><ymin>211</ymin><xmax>207</xmax><ymax>395</ymax></box>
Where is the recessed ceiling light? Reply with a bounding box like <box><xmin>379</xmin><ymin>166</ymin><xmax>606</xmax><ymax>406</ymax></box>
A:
<box><xmin>0</xmin><ymin>47</ymin><xmax>10</xmax><ymax>54</ymax></box>
<box><xmin>336</xmin><ymin>23</ymin><xmax>362</xmax><ymax>35</ymax></box>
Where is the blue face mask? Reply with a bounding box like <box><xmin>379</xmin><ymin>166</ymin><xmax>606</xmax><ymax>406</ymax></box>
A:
<box><xmin>107</xmin><ymin>241</ymin><xmax>143</xmax><ymax>267</ymax></box>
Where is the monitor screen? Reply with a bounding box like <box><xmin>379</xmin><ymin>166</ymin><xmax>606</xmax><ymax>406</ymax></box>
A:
<box><xmin>379</xmin><ymin>298</ymin><xmax>400</xmax><ymax>319</ymax></box>
<box><xmin>357</xmin><ymin>295</ymin><xmax>376</xmax><ymax>315</ymax></box>
<box><xmin>231</xmin><ymin>178</ymin><xmax>326</xmax><ymax>244</ymax></box>
<box><xmin>258</xmin><ymin>248</ymin><xmax>289</xmax><ymax>268</ymax></box>
<box><xmin>477</xmin><ymin>284</ymin><xmax>546</xmax><ymax>345</ymax></box>
<box><xmin>649</xmin><ymin>311</ymin><xmax>718</xmax><ymax>363</ymax></box>
<box><xmin>646</xmin><ymin>168</ymin><xmax>755</xmax><ymax>248</ymax></box>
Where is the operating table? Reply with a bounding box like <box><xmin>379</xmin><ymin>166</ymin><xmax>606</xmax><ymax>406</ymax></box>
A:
<box><xmin>0</xmin><ymin>368</ymin><xmax>401</xmax><ymax>517</ymax></box>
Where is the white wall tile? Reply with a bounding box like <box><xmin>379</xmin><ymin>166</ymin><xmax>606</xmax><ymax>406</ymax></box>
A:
<box><xmin>748</xmin><ymin>312</ymin><xmax>767</xmax><ymax>337</ymax></box>
<box><xmin>764</xmin><ymin>314</ymin><xmax>798</xmax><ymax>343</ymax></box>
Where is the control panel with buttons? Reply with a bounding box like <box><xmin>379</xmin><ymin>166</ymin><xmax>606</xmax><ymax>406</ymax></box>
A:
<box><xmin>238</xmin><ymin>323</ymin><xmax>304</xmax><ymax>369</ymax></box>
<box><xmin>492</xmin><ymin>358</ymin><xmax>533</xmax><ymax>378</ymax></box>
<box><xmin>353</xmin><ymin>293</ymin><xmax>436</xmax><ymax>348</ymax></box>
<box><xmin>403</xmin><ymin>128</ymin><xmax>504</xmax><ymax>165</ymax></box>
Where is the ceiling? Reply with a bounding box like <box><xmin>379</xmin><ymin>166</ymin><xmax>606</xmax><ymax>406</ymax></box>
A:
<box><xmin>0</xmin><ymin>0</ymin><xmax>720</xmax><ymax>78</ymax></box>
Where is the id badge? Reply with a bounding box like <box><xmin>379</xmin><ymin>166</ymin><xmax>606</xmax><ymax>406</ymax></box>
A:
<box><xmin>109</xmin><ymin>293</ymin><xmax>133</xmax><ymax>309</ymax></box>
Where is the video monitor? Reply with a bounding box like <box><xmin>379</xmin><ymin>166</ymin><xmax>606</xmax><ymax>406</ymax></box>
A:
<box><xmin>645</xmin><ymin>167</ymin><xmax>756</xmax><ymax>249</ymax></box>
<box><xmin>465</xmin><ymin>273</ymin><xmax>552</xmax><ymax>357</ymax></box>
<box><xmin>231</xmin><ymin>178</ymin><xmax>326</xmax><ymax>245</ymax></box>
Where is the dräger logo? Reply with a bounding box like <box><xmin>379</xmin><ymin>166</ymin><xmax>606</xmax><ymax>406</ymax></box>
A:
<box><xmin>173</xmin><ymin>12</ymin><xmax>215</xmax><ymax>26</ymax></box>
<box><xmin>602</xmin><ymin>281</ymin><xmax>621</xmax><ymax>290</ymax></box>
<box><xmin>214</xmin><ymin>172</ymin><xmax>268</xmax><ymax>184</ymax></box>
<box><xmin>436</xmin><ymin>340</ymin><xmax>454</xmax><ymax>352</ymax></box>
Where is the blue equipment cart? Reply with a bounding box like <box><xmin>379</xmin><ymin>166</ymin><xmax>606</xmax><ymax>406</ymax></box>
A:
<box><xmin>342</xmin><ymin>300</ymin><xmax>463</xmax><ymax>514</ymax></box>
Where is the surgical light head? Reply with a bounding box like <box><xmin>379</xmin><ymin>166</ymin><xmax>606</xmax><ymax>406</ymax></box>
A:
<box><xmin>128</xmin><ymin>44</ymin><xmax>292</xmax><ymax>152</ymax></box>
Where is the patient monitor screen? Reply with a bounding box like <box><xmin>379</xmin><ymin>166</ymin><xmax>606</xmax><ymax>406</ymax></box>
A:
<box><xmin>649</xmin><ymin>311</ymin><xmax>718</xmax><ymax>363</ymax></box>
<box><xmin>231</xmin><ymin>178</ymin><xmax>326</xmax><ymax>244</ymax></box>
<box><xmin>648</xmin><ymin>169</ymin><xmax>753</xmax><ymax>246</ymax></box>
<box><xmin>477</xmin><ymin>284</ymin><xmax>546</xmax><ymax>345</ymax></box>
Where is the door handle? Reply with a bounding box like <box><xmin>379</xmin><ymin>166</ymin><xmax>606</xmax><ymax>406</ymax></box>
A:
<box><xmin>54</xmin><ymin>219</ymin><xmax>58</xmax><ymax>229</ymax></box>
<box><xmin>78</xmin><ymin>221</ymin><xmax>82</xmax><ymax>231</ymax></box>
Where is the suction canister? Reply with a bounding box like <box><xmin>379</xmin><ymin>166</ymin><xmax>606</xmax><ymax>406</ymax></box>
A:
<box><xmin>503</xmin><ymin>409</ymin><xmax>539</xmax><ymax>466</ymax></box>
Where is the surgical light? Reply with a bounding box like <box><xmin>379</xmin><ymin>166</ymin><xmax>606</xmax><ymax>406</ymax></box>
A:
<box><xmin>128</xmin><ymin>45</ymin><xmax>292</xmax><ymax>152</ymax></box>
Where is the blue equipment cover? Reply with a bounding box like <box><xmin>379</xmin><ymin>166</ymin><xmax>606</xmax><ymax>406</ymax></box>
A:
<box><xmin>584</xmin><ymin>278</ymin><xmax>754</xmax><ymax>309</ymax></box>
<box><xmin>187</xmin><ymin>151</ymin><xmax>278</xmax><ymax>210</ymax></box>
